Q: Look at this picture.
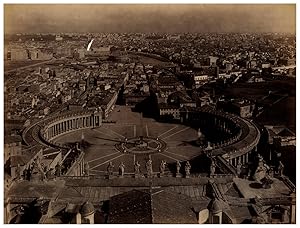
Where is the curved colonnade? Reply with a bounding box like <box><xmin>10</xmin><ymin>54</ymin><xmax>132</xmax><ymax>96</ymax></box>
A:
<box><xmin>22</xmin><ymin>111</ymin><xmax>102</xmax><ymax>149</ymax></box>
<box><xmin>181</xmin><ymin>106</ymin><xmax>261</xmax><ymax>167</ymax></box>
<box><xmin>23</xmin><ymin>110</ymin><xmax>102</xmax><ymax>150</ymax></box>
<box><xmin>39</xmin><ymin>110</ymin><xmax>102</xmax><ymax>148</ymax></box>
<box><xmin>22</xmin><ymin>110</ymin><xmax>102</xmax><ymax>177</ymax></box>
<box><xmin>23</xmin><ymin>106</ymin><xmax>259</xmax><ymax>172</ymax></box>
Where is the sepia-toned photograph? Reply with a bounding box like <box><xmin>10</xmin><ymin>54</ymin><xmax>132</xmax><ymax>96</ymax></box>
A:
<box><xmin>3</xmin><ymin>3</ymin><xmax>296</xmax><ymax>224</ymax></box>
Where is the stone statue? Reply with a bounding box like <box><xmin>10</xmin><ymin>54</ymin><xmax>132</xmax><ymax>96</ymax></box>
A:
<box><xmin>84</xmin><ymin>163</ymin><xmax>90</xmax><ymax>176</ymax></box>
<box><xmin>30</xmin><ymin>161</ymin><xmax>35</xmax><ymax>171</ymax></box>
<box><xmin>134</xmin><ymin>161</ymin><xmax>141</xmax><ymax>175</ymax></box>
<box><xmin>46</xmin><ymin>168</ymin><xmax>54</xmax><ymax>179</ymax></box>
<box><xmin>30</xmin><ymin>162</ymin><xmax>40</xmax><ymax>181</ymax></box>
<box><xmin>176</xmin><ymin>161</ymin><xmax>181</xmax><ymax>175</ymax></box>
<box><xmin>197</xmin><ymin>128</ymin><xmax>202</xmax><ymax>138</ymax></box>
<box><xmin>40</xmin><ymin>162</ymin><xmax>45</xmax><ymax>171</ymax></box>
<box><xmin>261</xmin><ymin>171</ymin><xmax>273</xmax><ymax>189</ymax></box>
<box><xmin>14</xmin><ymin>205</ymin><xmax>25</xmax><ymax>221</ymax></box>
<box><xmin>159</xmin><ymin>160</ymin><xmax>167</xmax><ymax>175</ymax></box>
<box><xmin>256</xmin><ymin>153</ymin><xmax>263</xmax><ymax>164</ymax></box>
<box><xmin>277</xmin><ymin>161</ymin><xmax>284</xmax><ymax>177</ymax></box>
<box><xmin>55</xmin><ymin>163</ymin><xmax>62</xmax><ymax>177</ymax></box>
<box><xmin>119</xmin><ymin>162</ymin><xmax>125</xmax><ymax>176</ymax></box>
<box><xmin>210</xmin><ymin>159</ymin><xmax>216</xmax><ymax>176</ymax></box>
<box><xmin>206</xmin><ymin>141</ymin><xmax>213</xmax><ymax>150</ymax></box>
<box><xmin>107</xmin><ymin>162</ymin><xmax>114</xmax><ymax>176</ymax></box>
<box><xmin>253</xmin><ymin>155</ymin><xmax>269</xmax><ymax>182</ymax></box>
<box><xmin>146</xmin><ymin>159</ymin><xmax>153</xmax><ymax>177</ymax></box>
<box><xmin>268</xmin><ymin>167</ymin><xmax>274</xmax><ymax>178</ymax></box>
<box><xmin>185</xmin><ymin>161</ymin><xmax>191</xmax><ymax>176</ymax></box>
<box><xmin>196</xmin><ymin>128</ymin><xmax>206</xmax><ymax>146</ymax></box>
<box><xmin>30</xmin><ymin>161</ymin><xmax>38</xmax><ymax>174</ymax></box>
<box><xmin>40</xmin><ymin>169</ymin><xmax>46</xmax><ymax>182</ymax></box>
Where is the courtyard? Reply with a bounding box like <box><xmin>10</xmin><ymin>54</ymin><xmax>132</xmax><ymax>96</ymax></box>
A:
<box><xmin>55</xmin><ymin>105</ymin><xmax>204</xmax><ymax>176</ymax></box>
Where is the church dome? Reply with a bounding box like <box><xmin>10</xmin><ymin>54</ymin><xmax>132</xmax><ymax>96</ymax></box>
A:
<box><xmin>80</xmin><ymin>202</ymin><xmax>95</xmax><ymax>217</ymax></box>
<box><xmin>208</xmin><ymin>198</ymin><xmax>224</xmax><ymax>214</ymax></box>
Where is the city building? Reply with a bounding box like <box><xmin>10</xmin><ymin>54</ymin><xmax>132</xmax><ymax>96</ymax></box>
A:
<box><xmin>3</xmin><ymin>27</ymin><xmax>296</xmax><ymax>224</ymax></box>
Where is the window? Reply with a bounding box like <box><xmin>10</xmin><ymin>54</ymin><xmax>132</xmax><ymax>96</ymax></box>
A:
<box><xmin>212</xmin><ymin>215</ymin><xmax>220</xmax><ymax>224</ymax></box>
<box><xmin>271</xmin><ymin>212</ymin><xmax>282</xmax><ymax>220</ymax></box>
<box><xmin>270</xmin><ymin>206</ymin><xmax>284</xmax><ymax>223</ymax></box>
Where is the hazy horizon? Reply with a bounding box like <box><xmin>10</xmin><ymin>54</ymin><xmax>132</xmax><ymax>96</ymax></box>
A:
<box><xmin>4</xmin><ymin>4</ymin><xmax>296</xmax><ymax>34</ymax></box>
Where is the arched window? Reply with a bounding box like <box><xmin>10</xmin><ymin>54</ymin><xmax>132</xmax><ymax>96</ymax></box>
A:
<box><xmin>269</xmin><ymin>206</ymin><xmax>285</xmax><ymax>223</ymax></box>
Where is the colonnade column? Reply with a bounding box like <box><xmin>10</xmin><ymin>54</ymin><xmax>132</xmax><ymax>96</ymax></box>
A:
<box><xmin>81</xmin><ymin>161</ymin><xmax>84</xmax><ymax>176</ymax></box>
<box><xmin>97</xmin><ymin>115</ymin><xmax>99</xmax><ymax>126</ymax></box>
<box><xmin>42</xmin><ymin>114</ymin><xmax>103</xmax><ymax>143</ymax></box>
<box><xmin>79</xmin><ymin>161</ymin><xmax>82</xmax><ymax>176</ymax></box>
<box><xmin>79</xmin><ymin>117</ymin><xmax>82</xmax><ymax>128</ymax></box>
<box><xmin>78</xmin><ymin>162</ymin><xmax>81</xmax><ymax>176</ymax></box>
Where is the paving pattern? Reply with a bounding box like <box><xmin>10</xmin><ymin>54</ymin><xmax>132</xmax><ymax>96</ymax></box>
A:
<box><xmin>55</xmin><ymin>106</ymin><xmax>204</xmax><ymax>176</ymax></box>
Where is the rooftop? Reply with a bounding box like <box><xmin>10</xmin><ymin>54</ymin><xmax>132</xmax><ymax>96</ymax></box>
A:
<box><xmin>5</xmin><ymin>135</ymin><xmax>22</xmax><ymax>144</ymax></box>
<box><xmin>109</xmin><ymin>189</ymin><xmax>197</xmax><ymax>224</ymax></box>
<box><xmin>233</xmin><ymin>178</ymin><xmax>291</xmax><ymax>199</ymax></box>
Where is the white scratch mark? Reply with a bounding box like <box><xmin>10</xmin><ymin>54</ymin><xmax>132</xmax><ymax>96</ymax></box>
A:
<box><xmin>87</xmin><ymin>39</ymin><xmax>94</xmax><ymax>51</ymax></box>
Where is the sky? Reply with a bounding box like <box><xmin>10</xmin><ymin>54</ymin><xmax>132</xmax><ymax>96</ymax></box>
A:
<box><xmin>4</xmin><ymin>4</ymin><xmax>296</xmax><ymax>34</ymax></box>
